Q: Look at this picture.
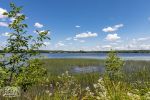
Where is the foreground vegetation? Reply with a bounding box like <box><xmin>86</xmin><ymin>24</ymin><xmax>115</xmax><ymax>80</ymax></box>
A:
<box><xmin>9</xmin><ymin>58</ymin><xmax>149</xmax><ymax>100</ymax></box>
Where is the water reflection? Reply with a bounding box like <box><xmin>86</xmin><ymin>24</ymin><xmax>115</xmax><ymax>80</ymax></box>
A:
<box><xmin>71</xmin><ymin>66</ymin><xmax>105</xmax><ymax>73</ymax></box>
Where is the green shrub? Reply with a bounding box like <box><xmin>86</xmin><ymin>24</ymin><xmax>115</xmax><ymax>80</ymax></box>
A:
<box><xmin>105</xmin><ymin>50</ymin><xmax>124</xmax><ymax>80</ymax></box>
<box><xmin>0</xmin><ymin>3</ymin><xmax>50</xmax><ymax>91</ymax></box>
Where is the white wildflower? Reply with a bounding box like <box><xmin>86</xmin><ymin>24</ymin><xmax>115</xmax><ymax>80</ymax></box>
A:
<box><xmin>45</xmin><ymin>90</ymin><xmax>49</xmax><ymax>94</ymax></box>
<box><xmin>93</xmin><ymin>84</ymin><xmax>98</xmax><ymax>88</ymax></box>
<box><xmin>86</xmin><ymin>87</ymin><xmax>90</xmax><ymax>91</ymax></box>
<box><xmin>98</xmin><ymin>78</ymin><xmax>103</xmax><ymax>83</ymax></box>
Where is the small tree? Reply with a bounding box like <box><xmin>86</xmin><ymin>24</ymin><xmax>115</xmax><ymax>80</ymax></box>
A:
<box><xmin>0</xmin><ymin>3</ymin><xmax>50</xmax><ymax>90</ymax></box>
<box><xmin>105</xmin><ymin>50</ymin><xmax>124</xmax><ymax>80</ymax></box>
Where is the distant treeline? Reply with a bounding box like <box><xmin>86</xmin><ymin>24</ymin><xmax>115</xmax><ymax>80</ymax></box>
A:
<box><xmin>0</xmin><ymin>50</ymin><xmax>150</xmax><ymax>53</ymax></box>
<box><xmin>45</xmin><ymin>50</ymin><xmax>150</xmax><ymax>53</ymax></box>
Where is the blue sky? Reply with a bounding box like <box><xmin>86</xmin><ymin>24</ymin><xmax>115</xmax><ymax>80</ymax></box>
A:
<box><xmin>0</xmin><ymin>0</ymin><xmax>150</xmax><ymax>50</ymax></box>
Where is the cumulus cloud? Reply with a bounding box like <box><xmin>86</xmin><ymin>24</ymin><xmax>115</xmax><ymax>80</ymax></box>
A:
<box><xmin>0</xmin><ymin>22</ymin><xmax>8</xmax><ymax>27</ymax></box>
<box><xmin>74</xmin><ymin>32</ymin><xmax>98</xmax><ymax>39</ymax></box>
<box><xmin>102</xmin><ymin>45</ymin><xmax>112</xmax><ymax>48</ymax></box>
<box><xmin>75</xmin><ymin>25</ymin><xmax>80</xmax><ymax>28</ymax></box>
<box><xmin>102</xmin><ymin>24</ymin><xmax>123</xmax><ymax>32</ymax></box>
<box><xmin>0</xmin><ymin>8</ymin><xmax>7</xmax><ymax>19</ymax></box>
<box><xmin>33</xmin><ymin>30</ymin><xmax>50</xmax><ymax>35</ymax></box>
<box><xmin>55</xmin><ymin>42</ymin><xmax>65</xmax><ymax>47</ymax></box>
<box><xmin>105</xmin><ymin>33</ymin><xmax>120</xmax><ymax>41</ymax></box>
<box><xmin>2</xmin><ymin>32</ymin><xmax>11</xmax><ymax>37</ymax></box>
<box><xmin>43</xmin><ymin>42</ymin><xmax>51</xmax><ymax>46</ymax></box>
<box><xmin>34</xmin><ymin>22</ymin><xmax>43</xmax><ymax>28</ymax></box>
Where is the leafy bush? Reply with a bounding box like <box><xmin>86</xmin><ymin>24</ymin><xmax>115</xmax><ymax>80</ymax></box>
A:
<box><xmin>105</xmin><ymin>50</ymin><xmax>124</xmax><ymax>80</ymax></box>
<box><xmin>15</xmin><ymin>59</ymin><xmax>48</xmax><ymax>91</ymax></box>
<box><xmin>0</xmin><ymin>3</ymin><xmax>50</xmax><ymax>91</ymax></box>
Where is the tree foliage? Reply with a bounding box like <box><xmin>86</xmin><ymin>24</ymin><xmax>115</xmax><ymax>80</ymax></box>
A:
<box><xmin>105</xmin><ymin>50</ymin><xmax>124</xmax><ymax>80</ymax></box>
<box><xmin>0</xmin><ymin>3</ymin><xmax>50</xmax><ymax>90</ymax></box>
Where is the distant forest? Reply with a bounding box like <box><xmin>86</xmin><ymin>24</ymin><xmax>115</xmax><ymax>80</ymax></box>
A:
<box><xmin>0</xmin><ymin>50</ymin><xmax>150</xmax><ymax>53</ymax></box>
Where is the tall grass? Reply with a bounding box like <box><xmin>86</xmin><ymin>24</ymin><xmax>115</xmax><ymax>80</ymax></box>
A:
<box><xmin>1</xmin><ymin>59</ymin><xmax>150</xmax><ymax>99</ymax></box>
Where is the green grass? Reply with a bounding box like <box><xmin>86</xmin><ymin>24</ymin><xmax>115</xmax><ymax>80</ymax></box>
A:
<box><xmin>41</xmin><ymin>59</ymin><xmax>104</xmax><ymax>86</ymax></box>
<box><xmin>42</xmin><ymin>58</ymin><xmax>105</xmax><ymax>75</ymax></box>
<box><xmin>41</xmin><ymin>59</ymin><xmax>150</xmax><ymax>87</ymax></box>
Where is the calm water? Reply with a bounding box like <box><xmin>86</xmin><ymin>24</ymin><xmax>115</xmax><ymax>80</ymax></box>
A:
<box><xmin>70</xmin><ymin>66</ymin><xmax>105</xmax><ymax>73</ymax></box>
<box><xmin>40</xmin><ymin>53</ymin><xmax>150</xmax><ymax>74</ymax></box>
<box><xmin>41</xmin><ymin>53</ymin><xmax>150</xmax><ymax>60</ymax></box>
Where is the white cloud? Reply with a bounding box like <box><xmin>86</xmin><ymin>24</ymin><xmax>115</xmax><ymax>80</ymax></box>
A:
<box><xmin>66</xmin><ymin>37</ymin><xmax>72</xmax><ymax>40</ymax></box>
<box><xmin>0</xmin><ymin>22</ymin><xmax>8</xmax><ymax>27</ymax></box>
<box><xmin>73</xmin><ymin>37</ymin><xmax>85</xmax><ymax>43</ymax></box>
<box><xmin>137</xmin><ymin>37</ymin><xmax>150</xmax><ymax>41</ymax></box>
<box><xmin>105</xmin><ymin>33</ymin><xmax>120</xmax><ymax>41</ymax></box>
<box><xmin>0</xmin><ymin>41</ymin><xmax>7</xmax><ymax>48</ymax></box>
<box><xmin>2</xmin><ymin>32</ymin><xmax>11</xmax><ymax>37</ymax></box>
<box><xmin>55</xmin><ymin>42</ymin><xmax>65</xmax><ymax>47</ymax></box>
<box><xmin>33</xmin><ymin>30</ymin><xmax>50</xmax><ymax>35</ymax></box>
<box><xmin>140</xmin><ymin>45</ymin><xmax>150</xmax><ymax>49</ymax></box>
<box><xmin>75</xmin><ymin>32</ymin><xmax>98</xmax><ymax>39</ymax></box>
<box><xmin>114</xmin><ymin>24</ymin><xmax>124</xmax><ymax>28</ymax></box>
<box><xmin>102</xmin><ymin>24</ymin><xmax>123</xmax><ymax>32</ymax></box>
<box><xmin>10</xmin><ymin>18</ymin><xmax>15</xmax><ymax>22</ymax></box>
<box><xmin>102</xmin><ymin>27</ymin><xmax>116</xmax><ymax>33</ymax></box>
<box><xmin>110</xmin><ymin>42</ymin><xmax>118</xmax><ymax>45</ymax></box>
<box><xmin>127</xmin><ymin>43</ymin><xmax>150</xmax><ymax>50</ymax></box>
<box><xmin>102</xmin><ymin>45</ymin><xmax>112</xmax><ymax>48</ymax></box>
<box><xmin>43</xmin><ymin>42</ymin><xmax>51</xmax><ymax>46</ymax></box>
<box><xmin>75</xmin><ymin>25</ymin><xmax>80</xmax><ymax>28</ymax></box>
<box><xmin>0</xmin><ymin>8</ymin><xmax>7</xmax><ymax>19</ymax></box>
<box><xmin>34</xmin><ymin>22</ymin><xmax>43</xmax><ymax>28</ymax></box>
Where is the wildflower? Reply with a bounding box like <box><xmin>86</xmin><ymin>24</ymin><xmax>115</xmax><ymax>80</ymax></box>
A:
<box><xmin>144</xmin><ymin>91</ymin><xmax>150</xmax><ymax>99</ymax></box>
<box><xmin>96</xmin><ymin>96</ymin><xmax>101</xmax><ymax>100</ymax></box>
<box><xmin>127</xmin><ymin>92</ymin><xmax>132</xmax><ymax>97</ymax></box>
<box><xmin>127</xmin><ymin>92</ymin><xmax>140</xmax><ymax>100</ymax></box>
<box><xmin>93</xmin><ymin>84</ymin><xmax>98</xmax><ymax>88</ymax></box>
<box><xmin>98</xmin><ymin>78</ymin><xmax>103</xmax><ymax>83</ymax></box>
<box><xmin>58</xmin><ymin>76</ymin><xmax>61</xmax><ymax>78</ymax></box>
<box><xmin>45</xmin><ymin>90</ymin><xmax>50</xmax><ymax>94</ymax></box>
<box><xmin>65</xmin><ymin>71</ymin><xmax>69</xmax><ymax>74</ymax></box>
<box><xmin>89</xmin><ymin>92</ymin><xmax>94</xmax><ymax>96</ymax></box>
<box><xmin>86</xmin><ymin>87</ymin><xmax>90</xmax><ymax>91</ymax></box>
<box><xmin>49</xmin><ymin>93</ymin><xmax>52</xmax><ymax>96</ymax></box>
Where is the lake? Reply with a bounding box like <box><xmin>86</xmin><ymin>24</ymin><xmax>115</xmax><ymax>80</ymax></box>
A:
<box><xmin>41</xmin><ymin>53</ymin><xmax>150</xmax><ymax>60</ymax></box>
